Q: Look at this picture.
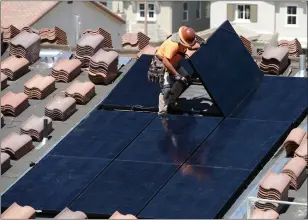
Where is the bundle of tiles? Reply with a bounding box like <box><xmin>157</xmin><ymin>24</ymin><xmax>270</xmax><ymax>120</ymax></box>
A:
<box><xmin>24</xmin><ymin>74</ymin><xmax>56</xmax><ymax>99</ymax></box>
<box><xmin>281</xmin><ymin>157</ymin><xmax>306</xmax><ymax>190</ymax></box>
<box><xmin>88</xmin><ymin>49</ymin><xmax>119</xmax><ymax>84</ymax></box>
<box><xmin>9</xmin><ymin>31</ymin><xmax>41</xmax><ymax>64</ymax></box>
<box><xmin>294</xmin><ymin>138</ymin><xmax>308</xmax><ymax>165</ymax></box>
<box><xmin>65</xmin><ymin>80</ymin><xmax>96</xmax><ymax>104</ymax></box>
<box><xmin>256</xmin><ymin>172</ymin><xmax>291</xmax><ymax>212</ymax></box>
<box><xmin>20</xmin><ymin>115</ymin><xmax>53</xmax><ymax>141</ymax></box>
<box><xmin>51</xmin><ymin>58</ymin><xmax>82</xmax><ymax>82</ymax></box>
<box><xmin>1</xmin><ymin>132</ymin><xmax>34</xmax><ymax>160</ymax></box>
<box><xmin>136</xmin><ymin>44</ymin><xmax>158</xmax><ymax>58</ymax></box>
<box><xmin>1</xmin><ymin>56</ymin><xmax>30</xmax><ymax>80</ymax></box>
<box><xmin>279</xmin><ymin>39</ymin><xmax>302</xmax><ymax>57</ymax></box>
<box><xmin>240</xmin><ymin>35</ymin><xmax>252</xmax><ymax>55</ymax></box>
<box><xmin>83</xmin><ymin>28</ymin><xmax>113</xmax><ymax>48</ymax></box>
<box><xmin>1</xmin><ymin>72</ymin><xmax>8</xmax><ymax>90</ymax></box>
<box><xmin>259</xmin><ymin>46</ymin><xmax>290</xmax><ymax>75</ymax></box>
<box><xmin>39</xmin><ymin>26</ymin><xmax>68</xmax><ymax>45</ymax></box>
<box><xmin>122</xmin><ymin>32</ymin><xmax>150</xmax><ymax>50</ymax></box>
<box><xmin>1</xmin><ymin>92</ymin><xmax>29</xmax><ymax>116</ymax></box>
<box><xmin>283</xmin><ymin>127</ymin><xmax>306</xmax><ymax>156</ymax></box>
<box><xmin>75</xmin><ymin>33</ymin><xmax>104</xmax><ymax>67</ymax></box>
<box><xmin>45</xmin><ymin>96</ymin><xmax>77</xmax><ymax>121</ymax></box>
<box><xmin>1</xmin><ymin>25</ymin><xmax>20</xmax><ymax>43</ymax></box>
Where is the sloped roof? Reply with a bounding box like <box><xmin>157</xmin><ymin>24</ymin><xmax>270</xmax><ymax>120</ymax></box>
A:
<box><xmin>1</xmin><ymin>1</ymin><xmax>125</xmax><ymax>29</ymax></box>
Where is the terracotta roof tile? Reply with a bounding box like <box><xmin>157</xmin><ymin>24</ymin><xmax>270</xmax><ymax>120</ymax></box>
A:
<box><xmin>45</xmin><ymin>96</ymin><xmax>77</xmax><ymax>121</ymax></box>
<box><xmin>65</xmin><ymin>80</ymin><xmax>96</xmax><ymax>104</ymax></box>
<box><xmin>24</xmin><ymin>74</ymin><xmax>56</xmax><ymax>99</ymax></box>
<box><xmin>1</xmin><ymin>91</ymin><xmax>30</xmax><ymax>116</ymax></box>
<box><xmin>55</xmin><ymin>207</ymin><xmax>87</xmax><ymax>219</ymax></box>
<box><xmin>109</xmin><ymin>211</ymin><xmax>137</xmax><ymax>219</ymax></box>
<box><xmin>20</xmin><ymin>115</ymin><xmax>53</xmax><ymax>141</ymax></box>
<box><xmin>1</xmin><ymin>202</ymin><xmax>35</xmax><ymax>219</ymax></box>
<box><xmin>1</xmin><ymin>152</ymin><xmax>11</xmax><ymax>174</ymax></box>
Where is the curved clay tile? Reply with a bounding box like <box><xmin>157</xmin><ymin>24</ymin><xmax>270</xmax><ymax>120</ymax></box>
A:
<box><xmin>20</xmin><ymin>115</ymin><xmax>53</xmax><ymax>141</ymax></box>
<box><xmin>65</xmin><ymin>80</ymin><xmax>95</xmax><ymax>104</ymax></box>
<box><xmin>10</xmin><ymin>31</ymin><xmax>40</xmax><ymax>49</ymax></box>
<box><xmin>121</xmin><ymin>33</ymin><xmax>139</xmax><ymax>45</ymax></box>
<box><xmin>83</xmin><ymin>28</ymin><xmax>112</xmax><ymax>48</ymax></box>
<box><xmin>24</xmin><ymin>74</ymin><xmax>56</xmax><ymax>99</ymax></box>
<box><xmin>136</xmin><ymin>44</ymin><xmax>157</xmax><ymax>58</ymax></box>
<box><xmin>282</xmin><ymin>157</ymin><xmax>307</xmax><ymax>190</ymax></box>
<box><xmin>1</xmin><ymin>91</ymin><xmax>29</xmax><ymax>116</ymax></box>
<box><xmin>1</xmin><ymin>72</ymin><xmax>8</xmax><ymax>90</ymax></box>
<box><xmin>283</xmin><ymin>128</ymin><xmax>306</xmax><ymax>156</ymax></box>
<box><xmin>1</xmin><ymin>152</ymin><xmax>11</xmax><ymax>174</ymax></box>
<box><xmin>77</xmin><ymin>33</ymin><xmax>104</xmax><ymax>48</ymax></box>
<box><xmin>45</xmin><ymin>96</ymin><xmax>76</xmax><ymax>121</ymax></box>
<box><xmin>109</xmin><ymin>211</ymin><xmax>137</xmax><ymax>219</ymax></box>
<box><xmin>250</xmin><ymin>208</ymin><xmax>279</xmax><ymax>219</ymax></box>
<box><xmin>260</xmin><ymin>172</ymin><xmax>291</xmax><ymax>194</ymax></box>
<box><xmin>91</xmin><ymin>49</ymin><xmax>119</xmax><ymax>65</ymax></box>
<box><xmin>1</xmin><ymin>132</ymin><xmax>33</xmax><ymax>160</ymax></box>
<box><xmin>54</xmin><ymin>207</ymin><xmax>87</xmax><ymax>219</ymax></box>
<box><xmin>1</xmin><ymin>56</ymin><xmax>29</xmax><ymax>73</ymax></box>
<box><xmin>262</xmin><ymin>46</ymin><xmax>289</xmax><ymax>62</ymax></box>
<box><xmin>1</xmin><ymin>202</ymin><xmax>35</xmax><ymax>219</ymax></box>
<box><xmin>52</xmin><ymin>58</ymin><xmax>82</xmax><ymax>73</ymax></box>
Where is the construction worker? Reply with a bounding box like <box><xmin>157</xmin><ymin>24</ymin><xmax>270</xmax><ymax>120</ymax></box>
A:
<box><xmin>155</xmin><ymin>26</ymin><xmax>200</xmax><ymax>114</ymax></box>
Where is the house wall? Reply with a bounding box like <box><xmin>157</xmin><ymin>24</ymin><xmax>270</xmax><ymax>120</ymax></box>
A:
<box><xmin>171</xmin><ymin>1</ymin><xmax>210</xmax><ymax>33</ymax></box>
<box><xmin>32</xmin><ymin>1</ymin><xmax>126</xmax><ymax>49</ymax></box>
<box><xmin>210</xmin><ymin>1</ymin><xmax>275</xmax><ymax>34</ymax></box>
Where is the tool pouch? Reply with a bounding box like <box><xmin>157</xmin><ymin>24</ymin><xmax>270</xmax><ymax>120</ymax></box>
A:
<box><xmin>148</xmin><ymin>55</ymin><xmax>165</xmax><ymax>84</ymax></box>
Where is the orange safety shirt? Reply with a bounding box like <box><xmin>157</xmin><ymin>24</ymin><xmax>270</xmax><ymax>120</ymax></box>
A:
<box><xmin>156</xmin><ymin>36</ymin><xmax>187</xmax><ymax>66</ymax></box>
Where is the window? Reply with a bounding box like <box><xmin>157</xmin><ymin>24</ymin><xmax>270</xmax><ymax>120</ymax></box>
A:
<box><xmin>196</xmin><ymin>1</ymin><xmax>201</xmax><ymax>19</ymax></box>
<box><xmin>286</xmin><ymin>6</ymin><xmax>297</xmax><ymax>25</ymax></box>
<box><xmin>137</xmin><ymin>3</ymin><xmax>156</xmax><ymax>21</ymax></box>
<box><xmin>236</xmin><ymin>5</ymin><xmax>250</xmax><ymax>20</ymax></box>
<box><xmin>183</xmin><ymin>2</ymin><xmax>188</xmax><ymax>21</ymax></box>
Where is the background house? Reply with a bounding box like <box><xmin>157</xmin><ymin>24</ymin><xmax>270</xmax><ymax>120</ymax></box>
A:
<box><xmin>112</xmin><ymin>1</ymin><xmax>211</xmax><ymax>43</ymax></box>
<box><xmin>1</xmin><ymin>1</ymin><xmax>126</xmax><ymax>48</ymax></box>
<box><xmin>210</xmin><ymin>1</ymin><xmax>307</xmax><ymax>50</ymax></box>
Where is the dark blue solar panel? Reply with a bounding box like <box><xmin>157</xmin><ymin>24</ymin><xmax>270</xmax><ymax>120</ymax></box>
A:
<box><xmin>100</xmin><ymin>55</ymin><xmax>161</xmax><ymax>110</ymax></box>
<box><xmin>187</xmin><ymin>118</ymin><xmax>291</xmax><ymax>170</ymax></box>
<box><xmin>49</xmin><ymin>110</ymin><xmax>156</xmax><ymax>159</ymax></box>
<box><xmin>139</xmin><ymin>166</ymin><xmax>251</xmax><ymax>218</ymax></box>
<box><xmin>139</xmin><ymin>118</ymin><xmax>292</xmax><ymax>218</ymax></box>
<box><xmin>117</xmin><ymin>115</ymin><xmax>222</xmax><ymax>165</ymax></box>
<box><xmin>229</xmin><ymin>76</ymin><xmax>308</xmax><ymax>122</ymax></box>
<box><xmin>190</xmin><ymin>20</ymin><xmax>263</xmax><ymax>117</ymax></box>
<box><xmin>1</xmin><ymin>156</ymin><xmax>110</xmax><ymax>211</ymax></box>
<box><xmin>69</xmin><ymin>161</ymin><xmax>177</xmax><ymax>215</ymax></box>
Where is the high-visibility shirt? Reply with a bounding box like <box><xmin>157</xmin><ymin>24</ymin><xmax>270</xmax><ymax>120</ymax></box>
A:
<box><xmin>156</xmin><ymin>34</ymin><xmax>187</xmax><ymax>66</ymax></box>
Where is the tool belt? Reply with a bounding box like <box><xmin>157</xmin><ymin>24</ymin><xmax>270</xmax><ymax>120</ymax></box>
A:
<box><xmin>148</xmin><ymin>55</ymin><xmax>165</xmax><ymax>84</ymax></box>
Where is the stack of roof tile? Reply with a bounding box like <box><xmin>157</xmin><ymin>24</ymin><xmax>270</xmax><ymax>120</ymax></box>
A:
<box><xmin>1</xmin><ymin>56</ymin><xmax>30</xmax><ymax>80</ymax></box>
<box><xmin>122</xmin><ymin>32</ymin><xmax>150</xmax><ymax>50</ymax></box>
<box><xmin>39</xmin><ymin>26</ymin><xmax>68</xmax><ymax>45</ymax></box>
<box><xmin>55</xmin><ymin>207</ymin><xmax>87</xmax><ymax>219</ymax></box>
<box><xmin>9</xmin><ymin>31</ymin><xmax>41</xmax><ymax>64</ymax></box>
<box><xmin>88</xmin><ymin>49</ymin><xmax>119</xmax><ymax>84</ymax></box>
<box><xmin>24</xmin><ymin>75</ymin><xmax>56</xmax><ymax>99</ymax></box>
<box><xmin>109</xmin><ymin>211</ymin><xmax>137</xmax><ymax>219</ymax></box>
<box><xmin>1</xmin><ymin>72</ymin><xmax>8</xmax><ymax>90</ymax></box>
<box><xmin>256</xmin><ymin>172</ymin><xmax>291</xmax><ymax>212</ymax></box>
<box><xmin>259</xmin><ymin>46</ymin><xmax>290</xmax><ymax>75</ymax></box>
<box><xmin>1</xmin><ymin>92</ymin><xmax>29</xmax><ymax>116</ymax></box>
<box><xmin>283</xmin><ymin>127</ymin><xmax>307</xmax><ymax>156</ymax></box>
<box><xmin>75</xmin><ymin>33</ymin><xmax>104</xmax><ymax>67</ymax></box>
<box><xmin>281</xmin><ymin>157</ymin><xmax>306</xmax><ymax>190</ymax></box>
<box><xmin>45</xmin><ymin>96</ymin><xmax>76</xmax><ymax>121</ymax></box>
<box><xmin>250</xmin><ymin>208</ymin><xmax>279</xmax><ymax>219</ymax></box>
<box><xmin>51</xmin><ymin>58</ymin><xmax>82</xmax><ymax>82</ymax></box>
<box><xmin>83</xmin><ymin>28</ymin><xmax>113</xmax><ymax>48</ymax></box>
<box><xmin>65</xmin><ymin>80</ymin><xmax>96</xmax><ymax>104</ymax></box>
<box><xmin>294</xmin><ymin>138</ymin><xmax>308</xmax><ymax>165</ymax></box>
<box><xmin>1</xmin><ymin>25</ymin><xmax>20</xmax><ymax>43</ymax></box>
<box><xmin>1</xmin><ymin>132</ymin><xmax>34</xmax><ymax>160</ymax></box>
<box><xmin>20</xmin><ymin>115</ymin><xmax>53</xmax><ymax>141</ymax></box>
<box><xmin>279</xmin><ymin>39</ymin><xmax>302</xmax><ymax>57</ymax></box>
<box><xmin>240</xmin><ymin>35</ymin><xmax>252</xmax><ymax>55</ymax></box>
<box><xmin>136</xmin><ymin>44</ymin><xmax>158</xmax><ymax>58</ymax></box>
<box><xmin>0</xmin><ymin>202</ymin><xmax>35</xmax><ymax>219</ymax></box>
<box><xmin>1</xmin><ymin>152</ymin><xmax>11</xmax><ymax>174</ymax></box>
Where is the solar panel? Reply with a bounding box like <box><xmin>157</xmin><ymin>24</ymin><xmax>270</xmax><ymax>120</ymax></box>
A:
<box><xmin>229</xmin><ymin>76</ymin><xmax>308</xmax><ymax>122</ymax></box>
<box><xmin>190</xmin><ymin>20</ymin><xmax>263</xmax><ymax>117</ymax></box>
<box><xmin>49</xmin><ymin>110</ymin><xmax>156</xmax><ymax>159</ymax></box>
<box><xmin>1</xmin><ymin>156</ymin><xmax>110</xmax><ymax>211</ymax></box>
<box><xmin>69</xmin><ymin>160</ymin><xmax>177</xmax><ymax>215</ymax></box>
<box><xmin>139</xmin><ymin>118</ymin><xmax>292</xmax><ymax>218</ymax></box>
<box><xmin>117</xmin><ymin>115</ymin><xmax>222</xmax><ymax>164</ymax></box>
<box><xmin>100</xmin><ymin>55</ymin><xmax>161</xmax><ymax>111</ymax></box>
